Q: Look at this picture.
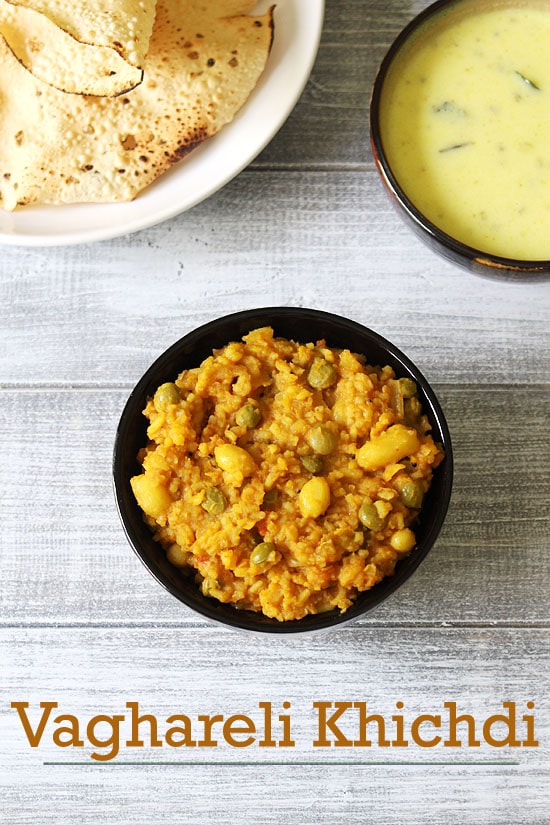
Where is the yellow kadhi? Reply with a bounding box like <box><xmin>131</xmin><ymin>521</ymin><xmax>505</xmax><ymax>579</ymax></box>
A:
<box><xmin>380</xmin><ymin>1</ymin><xmax>550</xmax><ymax>259</ymax></box>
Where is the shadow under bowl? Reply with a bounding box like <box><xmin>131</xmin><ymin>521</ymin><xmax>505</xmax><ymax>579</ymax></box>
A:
<box><xmin>113</xmin><ymin>307</ymin><xmax>453</xmax><ymax>634</ymax></box>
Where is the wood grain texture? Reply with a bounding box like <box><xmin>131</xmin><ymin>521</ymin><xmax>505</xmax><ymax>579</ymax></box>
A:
<box><xmin>0</xmin><ymin>0</ymin><xmax>549</xmax><ymax>821</ymax></box>
<box><xmin>1</xmin><ymin>627</ymin><xmax>549</xmax><ymax>824</ymax></box>
<box><xmin>256</xmin><ymin>0</ymin><xmax>426</xmax><ymax>168</ymax></box>
<box><xmin>0</xmin><ymin>172</ymin><xmax>548</xmax><ymax>386</ymax></box>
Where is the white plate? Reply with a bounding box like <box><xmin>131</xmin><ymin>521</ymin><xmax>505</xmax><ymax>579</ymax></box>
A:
<box><xmin>0</xmin><ymin>0</ymin><xmax>324</xmax><ymax>247</ymax></box>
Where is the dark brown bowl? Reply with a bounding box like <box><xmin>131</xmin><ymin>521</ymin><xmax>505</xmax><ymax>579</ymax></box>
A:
<box><xmin>113</xmin><ymin>307</ymin><xmax>453</xmax><ymax>634</ymax></box>
<box><xmin>370</xmin><ymin>0</ymin><xmax>550</xmax><ymax>282</ymax></box>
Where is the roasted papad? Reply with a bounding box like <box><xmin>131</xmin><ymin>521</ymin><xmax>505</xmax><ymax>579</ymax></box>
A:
<box><xmin>0</xmin><ymin>0</ymin><xmax>274</xmax><ymax>210</ymax></box>
<box><xmin>0</xmin><ymin>0</ymin><xmax>158</xmax><ymax>95</ymax></box>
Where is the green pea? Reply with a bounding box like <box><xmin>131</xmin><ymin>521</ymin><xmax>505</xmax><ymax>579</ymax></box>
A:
<box><xmin>404</xmin><ymin>396</ymin><xmax>422</xmax><ymax>424</ymax></box>
<box><xmin>154</xmin><ymin>382</ymin><xmax>181</xmax><ymax>409</ymax></box>
<box><xmin>358</xmin><ymin>501</ymin><xmax>384</xmax><ymax>531</ymax></box>
<box><xmin>400</xmin><ymin>480</ymin><xmax>424</xmax><ymax>509</ymax></box>
<box><xmin>399</xmin><ymin>377</ymin><xmax>418</xmax><ymax>398</ymax></box>
<box><xmin>236</xmin><ymin>402</ymin><xmax>261</xmax><ymax>428</ymax></box>
<box><xmin>306</xmin><ymin>425</ymin><xmax>338</xmax><ymax>455</ymax></box>
<box><xmin>201</xmin><ymin>486</ymin><xmax>227</xmax><ymax>515</ymax></box>
<box><xmin>251</xmin><ymin>542</ymin><xmax>276</xmax><ymax>565</ymax></box>
<box><xmin>307</xmin><ymin>358</ymin><xmax>338</xmax><ymax>390</ymax></box>
<box><xmin>262</xmin><ymin>488</ymin><xmax>278</xmax><ymax>508</ymax></box>
<box><xmin>300</xmin><ymin>454</ymin><xmax>324</xmax><ymax>474</ymax></box>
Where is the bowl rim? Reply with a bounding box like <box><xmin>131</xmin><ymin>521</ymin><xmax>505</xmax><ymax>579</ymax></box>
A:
<box><xmin>369</xmin><ymin>0</ymin><xmax>550</xmax><ymax>280</ymax></box>
<box><xmin>113</xmin><ymin>307</ymin><xmax>454</xmax><ymax>634</ymax></box>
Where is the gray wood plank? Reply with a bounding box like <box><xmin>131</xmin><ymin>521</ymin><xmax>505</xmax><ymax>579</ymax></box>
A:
<box><xmin>1</xmin><ymin>626</ymin><xmax>548</xmax><ymax>824</ymax></box>
<box><xmin>256</xmin><ymin>0</ymin><xmax>427</xmax><ymax>167</ymax></box>
<box><xmin>1</xmin><ymin>172</ymin><xmax>549</xmax><ymax>387</ymax></box>
<box><xmin>1</xmin><ymin>385</ymin><xmax>548</xmax><ymax>626</ymax></box>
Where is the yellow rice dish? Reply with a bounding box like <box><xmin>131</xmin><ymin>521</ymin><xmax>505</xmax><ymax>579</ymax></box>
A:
<box><xmin>131</xmin><ymin>327</ymin><xmax>445</xmax><ymax>621</ymax></box>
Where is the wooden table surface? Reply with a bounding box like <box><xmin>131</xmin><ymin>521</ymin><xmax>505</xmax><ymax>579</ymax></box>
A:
<box><xmin>1</xmin><ymin>1</ymin><xmax>550</xmax><ymax>822</ymax></box>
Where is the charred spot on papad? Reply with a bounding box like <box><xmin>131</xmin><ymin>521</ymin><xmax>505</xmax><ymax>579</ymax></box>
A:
<box><xmin>0</xmin><ymin>0</ymin><xmax>275</xmax><ymax>209</ymax></box>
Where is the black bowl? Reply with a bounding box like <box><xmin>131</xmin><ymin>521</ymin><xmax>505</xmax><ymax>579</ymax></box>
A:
<box><xmin>113</xmin><ymin>307</ymin><xmax>453</xmax><ymax>634</ymax></box>
<box><xmin>370</xmin><ymin>0</ymin><xmax>550</xmax><ymax>282</ymax></box>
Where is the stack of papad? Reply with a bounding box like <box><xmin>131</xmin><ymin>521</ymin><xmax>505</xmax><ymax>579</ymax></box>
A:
<box><xmin>0</xmin><ymin>0</ymin><xmax>157</xmax><ymax>95</ymax></box>
<box><xmin>0</xmin><ymin>0</ymin><xmax>274</xmax><ymax>210</ymax></box>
